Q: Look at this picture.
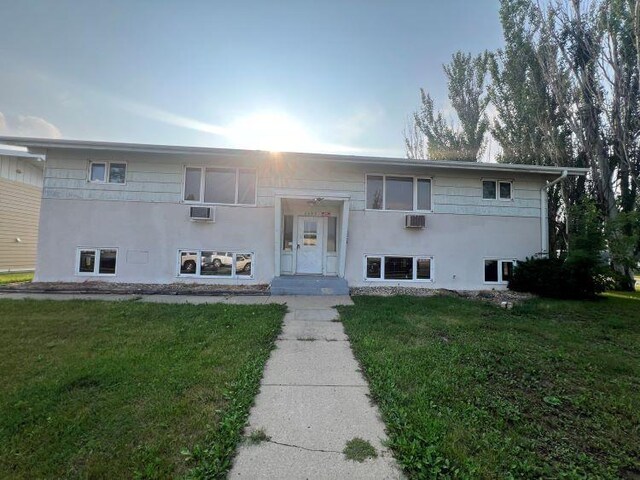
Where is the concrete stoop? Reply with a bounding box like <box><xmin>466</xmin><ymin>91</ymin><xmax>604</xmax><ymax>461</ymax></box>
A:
<box><xmin>270</xmin><ymin>275</ymin><xmax>349</xmax><ymax>296</ymax></box>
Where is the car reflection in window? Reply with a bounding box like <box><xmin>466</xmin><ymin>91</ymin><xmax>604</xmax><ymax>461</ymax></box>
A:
<box><xmin>201</xmin><ymin>251</ymin><xmax>232</xmax><ymax>276</ymax></box>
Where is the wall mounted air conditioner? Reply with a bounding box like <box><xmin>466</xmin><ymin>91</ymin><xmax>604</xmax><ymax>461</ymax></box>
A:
<box><xmin>189</xmin><ymin>206</ymin><xmax>215</xmax><ymax>222</ymax></box>
<box><xmin>405</xmin><ymin>214</ymin><xmax>426</xmax><ymax>229</ymax></box>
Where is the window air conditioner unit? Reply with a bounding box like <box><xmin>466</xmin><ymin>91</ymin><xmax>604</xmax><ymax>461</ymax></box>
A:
<box><xmin>189</xmin><ymin>206</ymin><xmax>215</xmax><ymax>222</ymax></box>
<box><xmin>405</xmin><ymin>214</ymin><xmax>426</xmax><ymax>229</ymax></box>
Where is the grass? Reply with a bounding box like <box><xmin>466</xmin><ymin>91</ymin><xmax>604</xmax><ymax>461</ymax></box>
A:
<box><xmin>0</xmin><ymin>271</ymin><xmax>33</xmax><ymax>285</ymax></box>
<box><xmin>343</xmin><ymin>437</ymin><xmax>378</xmax><ymax>462</ymax></box>
<box><xmin>0</xmin><ymin>299</ymin><xmax>285</xmax><ymax>479</ymax></box>
<box><xmin>338</xmin><ymin>292</ymin><xmax>640</xmax><ymax>479</ymax></box>
<box><xmin>246</xmin><ymin>428</ymin><xmax>270</xmax><ymax>445</ymax></box>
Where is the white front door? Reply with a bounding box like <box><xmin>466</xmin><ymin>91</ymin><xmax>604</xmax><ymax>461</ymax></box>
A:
<box><xmin>296</xmin><ymin>216</ymin><xmax>324</xmax><ymax>274</ymax></box>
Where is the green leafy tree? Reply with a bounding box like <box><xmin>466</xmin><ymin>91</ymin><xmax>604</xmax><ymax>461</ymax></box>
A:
<box><xmin>407</xmin><ymin>51</ymin><xmax>490</xmax><ymax>161</ymax></box>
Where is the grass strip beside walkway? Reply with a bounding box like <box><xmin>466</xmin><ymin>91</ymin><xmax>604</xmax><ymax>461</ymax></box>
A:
<box><xmin>338</xmin><ymin>294</ymin><xmax>640</xmax><ymax>479</ymax></box>
<box><xmin>0</xmin><ymin>299</ymin><xmax>285</xmax><ymax>479</ymax></box>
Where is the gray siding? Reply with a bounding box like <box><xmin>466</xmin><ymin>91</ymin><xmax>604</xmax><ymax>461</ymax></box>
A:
<box><xmin>41</xmin><ymin>151</ymin><xmax>544</xmax><ymax>217</ymax></box>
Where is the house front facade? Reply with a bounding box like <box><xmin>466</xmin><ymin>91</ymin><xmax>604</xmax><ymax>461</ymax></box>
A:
<box><xmin>1</xmin><ymin>137</ymin><xmax>586</xmax><ymax>290</ymax></box>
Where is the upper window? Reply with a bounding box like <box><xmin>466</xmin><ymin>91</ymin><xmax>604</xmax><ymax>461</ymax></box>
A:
<box><xmin>89</xmin><ymin>162</ymin><xmax>127</xmax><ymax>184</ymax></box>
<box><xmin>366</xmin><ymin>175</ymin><xmax>432</xmax><ymax>211</ymax></box>
<box><xmin>183</xmin><ymin>166</ymin><xmax>256</xmax><ymax>205</ymax></box>
<box><xmin>484</xmin><ymin>259</ymin><xmax>515</xmax><ymax>283</ymax></box>
<box><xmin>483</xmin><ymin>180</ymin><xmax>512</xmax><ymax>200</ymax></box>
<box><xmin>77</xmin><ymin>248</ymin><xmax>117</xmax><ymax>276</ymax></box>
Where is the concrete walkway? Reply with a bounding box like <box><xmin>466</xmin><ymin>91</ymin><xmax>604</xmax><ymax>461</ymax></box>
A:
<box><xmin>0</xmin><ymin>292</ymin><xmax>403</xmax><ymax>478</ymax></box>
<box><xmin>230</xmin><ymin>296</ymin><xmax>403</xmax><ymax>479</ymax></box>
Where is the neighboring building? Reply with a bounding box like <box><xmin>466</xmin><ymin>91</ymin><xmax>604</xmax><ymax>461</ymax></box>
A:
<box><xmin>0</xmin><ymin>137</ymin><xmax>586</xmax><ymax>290</ymax></box>
<box><xmin>0</xmin><ymin>147</ymin><xmax>44</xmax><ymax>272</ymax></box>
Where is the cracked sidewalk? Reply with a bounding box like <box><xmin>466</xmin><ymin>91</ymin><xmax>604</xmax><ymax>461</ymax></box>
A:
<box><xmin>229</xmin><ymin>296</ymin><xmax>403</xmax><ymax>479</ymax></box>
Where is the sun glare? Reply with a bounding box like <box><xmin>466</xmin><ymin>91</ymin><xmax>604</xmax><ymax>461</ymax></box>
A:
<box><xmin>226</xmin><ymin>112</ymin><xmax>315</xmax><ymax>152</ymax></box>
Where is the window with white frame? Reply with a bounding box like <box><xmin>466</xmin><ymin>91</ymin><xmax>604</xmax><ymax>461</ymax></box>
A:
<box><xmin>364</xmin><ymin>255</ymin><xmax>433</xmax><ymax>281</ymax></box>
<box><xmin>89</xmin><ymin>162</ymin><xmax>127</xmax><ymax>184</ymax></box>
<box><xmin>178</xmin><ymin>250</ymin><xmax>254</xmax><ymax>278</ymax></box>
<box><xmin>183</xmin><ymin>166</ymin><xmax>256</xmax><ymax>205</ymax></box>
<box><xmin>484</xmin><ymin>259</ymin><xmax>516</xmax><ymax>283</ymax></box>
<box><xmin>482</xmin><ymin>180</ymin><xmax>512</xmax><ymax>200</ymax></box>
<box><xmin>366</xmin><ymin>175</ymin><xmax>431</xmax><ymax>211</ymax></box>
<box><xmin>77</xmin><ymin>248</ymin><xmax>118</xmax><ymax>275</ymax></box>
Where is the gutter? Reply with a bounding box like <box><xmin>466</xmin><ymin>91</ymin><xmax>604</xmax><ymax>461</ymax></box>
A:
<box><xmin>540</xmin><ymin>170</ymin><xmax>568</xmax><ymax>256</ymax></box>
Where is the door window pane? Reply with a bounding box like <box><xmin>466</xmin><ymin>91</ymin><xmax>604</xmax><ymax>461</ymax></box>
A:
<box><xmin>184</xmin><ymin>167</ymin><xmax>202</xmax><ymax>201</ymax></box>
<box><xmin>236</xmin><ymin>253</ymin><xmax>252</xmax><ymax>276</ymax></box>
<box><xmin>385</xmin><ymin>177</ymin><xmax>413</xmax><ymax>210</ymax></box>
<box><xmin>98</xmin><ymin>249</ymin><xmax>117</xmax><ymax>274</ymax></box>
<box><xmin>108</xmin><ymin>163</ymin><xmax>127</xmax><ymax>183</ymax></box>
<box><xmin>483</xmin><ymin>180</ymin><xmax>496</xmax><ymax>199</ymax></box>
<box><xmin>238</xmin><ymin>169</ymin><xmax>256</xmax><ymax>204</ymax></box>
<box><xmin>204</xmin><ymin>168</ymin><xmax>236</xmax><ymax>204</ymax></box>
<box><xmin>384</xmin><ymin>256</ymin><xmax>413</xmax><ymax>279</ymax></box>
<box><xmin>366</xmin><ymin>257</ymin><xmax>381</xmax><ymax>279</ymax></box>
<box><xmin>502</xmin><ymin>261</ymin><xmax>514</xmax><ymax>282</ymax></box>
<box><xmin>366</xmin><ymin>175</ymin><xmax>383</xmax><ymax>209</ymax></box>
<box><xmin>484</xmin><ymin>260</ymin><xmax>498</xmax><ymax>282</ymax></box>
<box><xmin>327</xmin><ymin>217</ymin><xmax>337</xmax><ymax>252</ymax></box>
<box><xmin>180</xmin><ymin>252</ymin><xmax>198</xmax><ymax>274</ymax></box>
<box><xmin>303</xmin><ymin>221</ymin><xmax>318</xmax><ymax>246</ymax></box>
<box><xmin>79</xmin><ymin>250</ymin><xmax>96</xmax><ymax>273</ymax></box>
<box><xmin>499</xmin><ymin>181</ymin><xmax>512</xmax><ymax>200</ymax></box>
<box><xmin>283</xmin><ymin>215</ymin><xmax>294</xmax><ymax>250</ymax></box>
<box><xmin>90</xmin><ymin>163</ymin><xmax>106</xmax><ymax>182</ymax></box>
<box><xmin>417</xmin><ymin>179</ymin><xmax>431</xmax><ymax>210</ymax></box>
<box><xmin>416</xmin><ymin>258</ymin><xmax>431</xmax><ymax>279</ymax></box>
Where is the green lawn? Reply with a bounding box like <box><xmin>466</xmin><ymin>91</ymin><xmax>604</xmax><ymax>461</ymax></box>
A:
<box><xmin>338</xmin><ymin>293</ymin><xmax>640</xmax><ymax>479</ymax></box>
<box><xmin>0</xmin><ymin>272</ymin><xmax>34</xmax><ymax>285</ymax></box>
<box><xmin>0</xmin><ymin>299</ymin><xmax>285</xmax><ymax>479</ymax></box>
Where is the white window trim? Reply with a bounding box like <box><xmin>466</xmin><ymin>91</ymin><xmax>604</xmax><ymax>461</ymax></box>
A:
<box><xmin>483</xmin><ymin>258</ymin><xmax>517</xmax><ymax>284</ymax></box>
<box><xmin>363</xmin><ymin>254</ymin><xmax>434</xmax><ymax>282</ymax></box>
<box><xmin>75</xmin><ymin>247</ymin><xmax>118</xmax><ymax>276</ymax></box>
<box><xmin>482</xmin><ymin>179</ymin><xmax>513</xmax><ymax>201</ymax></box>
<box><xmin>176</xmin><ymin>249</ymin><xmax>255</xmax><ymax>279</ymax></box>
<box><xmin>365</xmin><ymin>173</ymin><xmax>433</xmax><ymax>213</ymax></box>
<box><xmin>88</xmin><ymin>161</ymin><xmax>127</xmax><ymax>185</ymax></box>
<box><xmin>182</xmin><ymin>166</ymin><xmax>258</xmax><ymax>207</ymax></box>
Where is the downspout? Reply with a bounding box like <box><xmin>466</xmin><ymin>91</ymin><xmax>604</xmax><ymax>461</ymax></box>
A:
<box><xmin>540</xmin><ymin>170</ymin><xmax>568</xmax><ymax>257</ymax></box>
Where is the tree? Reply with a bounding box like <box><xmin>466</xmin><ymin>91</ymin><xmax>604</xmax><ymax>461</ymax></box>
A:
<box><xmin>407</xmin><ymin>51</ymin><xmax>490</xmax><ymax>161</ymax></box>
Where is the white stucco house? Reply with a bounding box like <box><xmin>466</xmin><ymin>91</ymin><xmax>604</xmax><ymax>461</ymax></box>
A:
<box><xmin>0</xmin><ymin>137</ymin><xmax>586</xmax><ymax>293</ymax></box>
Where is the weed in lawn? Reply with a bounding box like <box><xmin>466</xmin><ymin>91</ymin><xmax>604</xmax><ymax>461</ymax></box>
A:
<box><xmin>246</xmin><ymin>429</ymin><xmax>270</xmax><ymax>445</ymax></box>
<box><xmin>343</xmin><ymin>437</ymin><xmax>378</xmax><ymax>462</ymax></box>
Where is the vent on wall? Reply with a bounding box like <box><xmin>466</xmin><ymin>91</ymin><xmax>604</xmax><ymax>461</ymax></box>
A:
<box><xmin>189</xmin><ymin>206</ymin><xmax>215</xmax><ymax>222</ymax></box>
<box><xmin>405</xmin><ymin>214</ymin><xmax>426</xmax><ymax>229</ymax></box>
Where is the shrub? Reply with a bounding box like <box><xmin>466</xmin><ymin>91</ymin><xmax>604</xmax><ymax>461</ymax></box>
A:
<box><xmin>509</xmin><ymin>199</ymin><xmax>612</xmax><ymax>299</ymax></box>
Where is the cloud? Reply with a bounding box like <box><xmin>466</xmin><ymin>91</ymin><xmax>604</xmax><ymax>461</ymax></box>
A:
<box><xmin>0</xmin><ymin>111</ymin><xmax>62</xmax><ymax>138</ymax></box>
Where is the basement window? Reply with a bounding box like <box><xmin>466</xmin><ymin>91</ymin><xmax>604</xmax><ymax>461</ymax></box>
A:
<box><xmin>364</xmin><ymin>255</ymin><xmax>433</xmax><ymax>282</ymax></box>
<box><xmin>484</xmin><ymin>259</ymin><xmax>516</xmax><ymax>284</ymax></box>
<box><xmin>77</xmin><ymin>248</ymin><xmax>118</xmax><ymax>276</ymax></box>
<box><xmin>177</xmin><ymin>250</ymin><xmax>254</xmax><ymax>278</ymax></box>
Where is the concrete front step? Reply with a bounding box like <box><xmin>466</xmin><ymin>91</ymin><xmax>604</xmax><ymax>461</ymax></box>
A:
<box><xmin>270</xmin><ymin>275</ymin><xmax>349</xmax><ymax>296</ymax></box>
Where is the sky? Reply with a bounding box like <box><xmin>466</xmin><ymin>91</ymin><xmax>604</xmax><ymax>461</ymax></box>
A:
<box><xmin>0</xmin><ymin>0</ymin><xmax>504</xmax><ymax>157</ymax></box>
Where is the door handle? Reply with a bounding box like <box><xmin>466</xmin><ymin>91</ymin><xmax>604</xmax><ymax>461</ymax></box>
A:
<box><xmin>297</xmin><ymin>244</ymin><xmax>300</xmax><ymax>249</ymax></box>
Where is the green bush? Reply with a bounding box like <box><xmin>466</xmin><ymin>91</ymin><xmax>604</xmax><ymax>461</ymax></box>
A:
<box><xmin>509</xmin><ymin>200</ymin><xmax>612</xmax><ymax>299</ymax></box>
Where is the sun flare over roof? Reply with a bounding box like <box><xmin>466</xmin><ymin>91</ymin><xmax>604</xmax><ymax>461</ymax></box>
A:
<box><xmin>226</xmin><ymin>111</ymin><xmax>315</xmax><ymax>153</ymax></box>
